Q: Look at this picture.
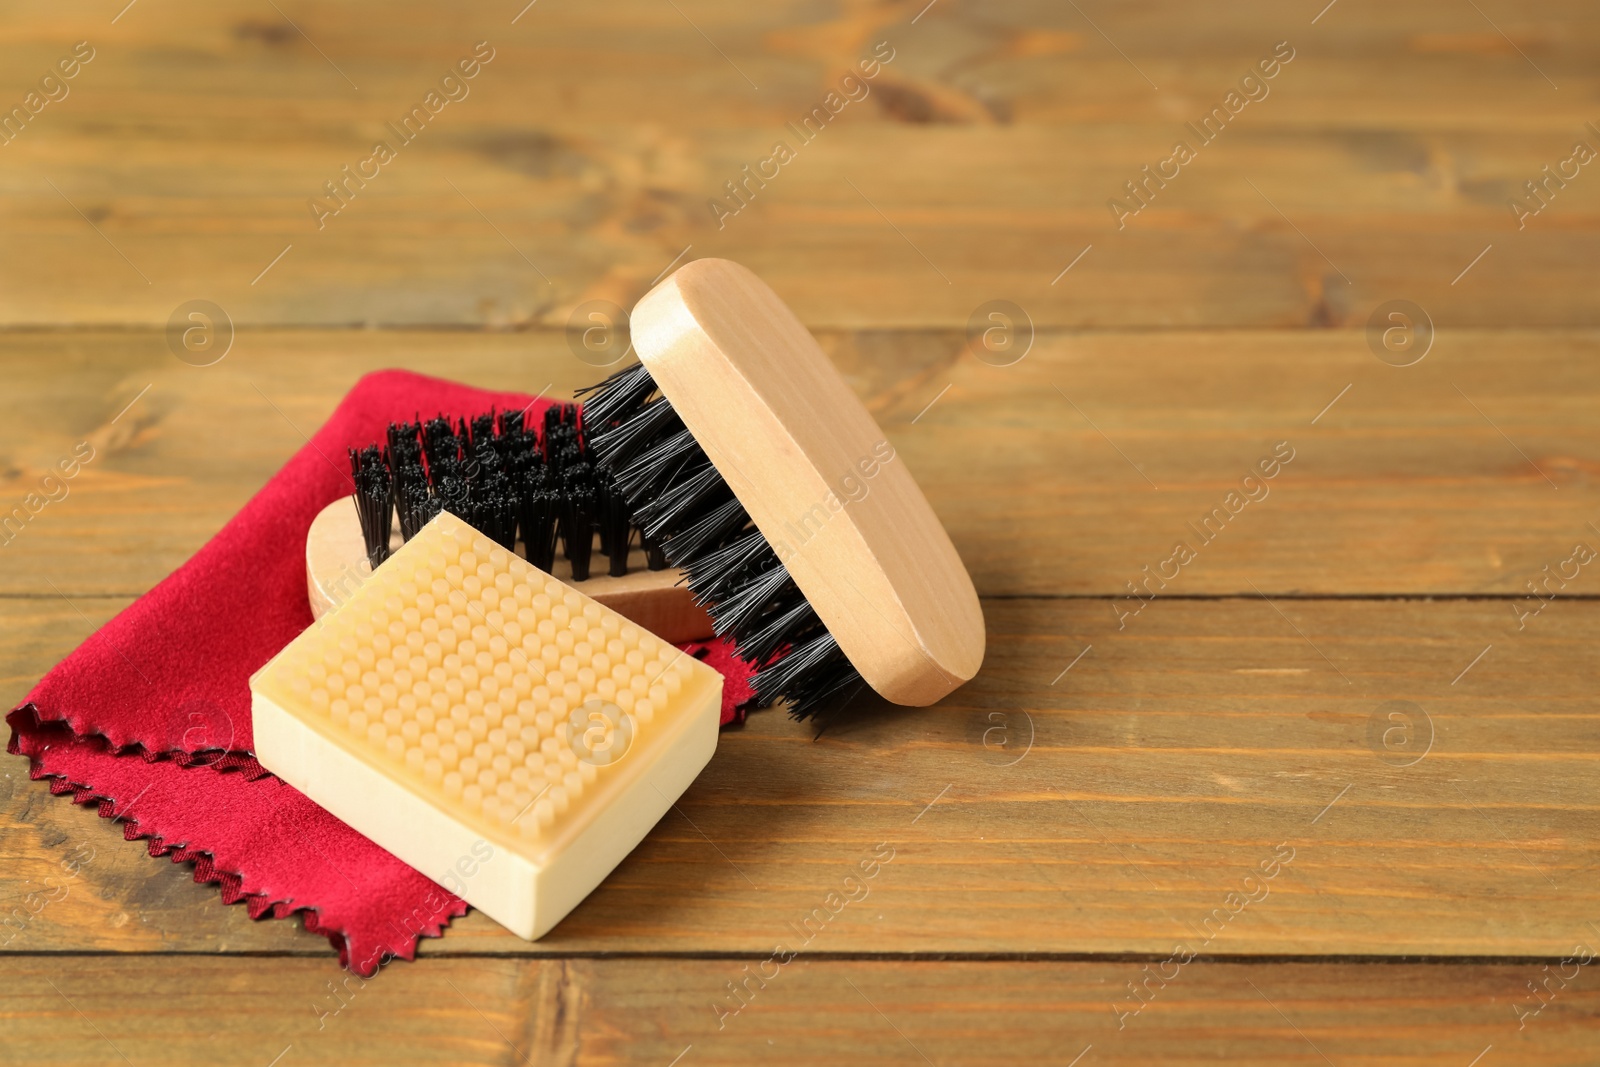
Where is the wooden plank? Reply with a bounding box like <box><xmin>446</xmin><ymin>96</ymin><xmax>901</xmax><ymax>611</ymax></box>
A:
<box><xmin>2</xmin><ymin>955</ymin><xmax>1596</xmax><ymax>1066</ymax></box>
<box><xmin>1</xmin><ymin>328</ymin><xmax>1596</xmax><ymax>599</ymax></box>
<box><xmin>6</xmin><ymin>597</ymin><xmax>1597</xmax><ymax>958</ymax></box>
<box><xmin>5</xmin><ymin>0</ymin><xmax>1595</xmax><ymax>1049</ymax></box>
<box><xmin>0</xmin><ymin>2</ymin><xmax>1597</xmax><ymax>328</ymax></box>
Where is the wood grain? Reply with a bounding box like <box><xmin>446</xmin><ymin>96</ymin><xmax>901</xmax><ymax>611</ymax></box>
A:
<box><xmin>2</xmin><ymin>0</ymin><xmax>1598</xmax><ymax>1053</ymax></box>
<box><xmin>2</xmin><ymin>956</ymin><xmax>1594</xmax><ymax>1067</ymax></box>
<box><xmin>0</xmin><ymin>2</ymin><xmax>1597</xmax><ymax>329</ymax></box>
<box><xmin>1</xmin><ymin>328</ymin><xmax>1596</xmax><ymax>599</ymax></box>
<box><xmin>8</xmin><ymin>595</ymin><xmax>1597</xmax><ymax>959</ymax></box>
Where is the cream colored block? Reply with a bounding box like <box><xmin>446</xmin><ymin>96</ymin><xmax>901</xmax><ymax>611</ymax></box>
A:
<box><xmin>252</xmin><ymin>511</ymin><xmax>724</xmax><ymax>940</ymax></box>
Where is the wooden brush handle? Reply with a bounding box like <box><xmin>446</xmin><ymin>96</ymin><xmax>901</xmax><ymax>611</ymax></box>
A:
<box><xmin>631</xmin><ymin>258</ymin><xmax>984</xmax><ymax>705</ymax></box>
<box><xmin>305</xmin><ymin>497</ymin><xmax>714</xmax><ymax>643</ymax></box>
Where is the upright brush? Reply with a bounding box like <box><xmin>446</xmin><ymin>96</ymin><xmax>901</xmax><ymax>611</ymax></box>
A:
<box><xmin>577</xmin><ymin>258</ymin><xmax>984</xmax><ymax>718</ymax></box>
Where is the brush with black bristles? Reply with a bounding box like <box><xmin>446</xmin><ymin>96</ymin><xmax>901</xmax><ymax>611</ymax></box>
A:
<box><xmin>309</xmin><ymin>408</ymin><xmax>710</xmax><ymax>642</ymax></box>
<box><xmin>574</xmin><ymin>258</ymin><xmax>985</xmax><ymax>719</ymax></box>
<box><xmin>348</xmin><ymin>445</ymin><xmax>394</xmax><ymax>570</ymax></box>
<box><xmin>347</xmin><ymin>406</ymin><xmax>667</xmax><ymax>588</ymax></box>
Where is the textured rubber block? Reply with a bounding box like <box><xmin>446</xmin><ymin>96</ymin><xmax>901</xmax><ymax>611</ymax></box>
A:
<box><xmin>251</xmin><ymin>511</ymin><xmax>724</xmax><ymax>940</ymax></box>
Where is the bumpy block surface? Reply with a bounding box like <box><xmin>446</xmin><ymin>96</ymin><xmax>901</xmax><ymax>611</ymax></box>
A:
<box><xmin>252</xmin><ymin>511</ymin><xmax>723</xmax><ymax>940</ymax></box>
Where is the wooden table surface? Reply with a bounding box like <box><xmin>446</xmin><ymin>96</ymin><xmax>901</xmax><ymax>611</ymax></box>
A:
<box><xmin>4</xmin><ymin>1</ymin><xmax>1599</xmax><ymax>1064</ymax></box>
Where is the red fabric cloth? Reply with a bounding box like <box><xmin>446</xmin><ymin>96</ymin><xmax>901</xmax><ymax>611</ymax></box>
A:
<box><xmin>7</xmin><ymin>370</ymin><xmax>755</xmax><ymax>975</ymax></box>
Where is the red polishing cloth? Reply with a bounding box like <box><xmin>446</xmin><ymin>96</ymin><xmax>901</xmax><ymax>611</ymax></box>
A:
<box><xmin>7</xmin><ymin>370</ymin><xmax>755</xmax><ymax>975</ymax></box>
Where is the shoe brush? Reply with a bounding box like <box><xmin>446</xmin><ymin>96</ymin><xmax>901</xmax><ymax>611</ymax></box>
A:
<box><xmin>577</xmin><ymin>258</ymin><xmax>984</xmax><ymax>718</ymax></box>
<box><xmin>306</xmin><ymin>405</ymin><xmax>713</xmax><ymax>643</ymax></box>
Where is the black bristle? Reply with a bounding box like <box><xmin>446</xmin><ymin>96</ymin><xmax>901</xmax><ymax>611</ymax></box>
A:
<box><xmin>431</xmin><ymin>453</ymin><xmax>471</xmax><ymax>522</ymax></box>
<box><xmin>422</xmin><ymin>415</ymin><xmax>459</xmax><ymax>469</ymax></box>
<box><xmin>490</xmin><ymin>428</ymin><xmax>518</xmax><ymax>468</ymax></box>
<box><xmin>558</xmin><ymin>444</ymin><xmax>584</xmax><ymax>479</ymax></box>
<box><xmin>470</xmin><ymin>412</ymin><xmax>497</xmax><ymax>449</ymax></box>
<box><xmin>386</xmin><ymin>421</ymin><xmax>431</xmax><ymax>542</ymax></box>
<box><xmin>518</xmin><ymin>468</ymin><xmax>561</xmax><ymax>573</ymax></box>
<box><xmin>598</xmin><ymin>471</ymin><xmax>631</xmax><ymax>577</ymax></box>
<box><xmin>633</xmin><ymin>459</ymin><xmax>723</xmax><ymax>540</ymax></box>
<box><xmin>752</xmin><ymin>631</ymin><xmax>857</xmax><ymax>711</ymax></box>
<box><xmin>566</xmin><ymin>483</ymin><xmax>596</xmax><ymax>581</ymax></box>
<box><xmin>504</xmin><ymin>433</ymin><xmax>541</xmax><ymax>481</ymax></box>
<box><xmin>387</xmin><ymin>421</ymin><xmax>424</xmax><ymax>468</ymax></box>
<box><xmin>682</xmin><ymin>528</ymin><xmax>770</xmax><ymax>602</ymax></box>
<box><xmin>543</xmin><ymin>403</ymin><xmax>578</xmax><ymax>445</ymax></box>
<box><xmin>642</xmin><ymin>535</ymin><xmax>669</xmax><ymax>571</ymax></box>
<box><xmin>467</xmin><ymin>438</ymin><xmax>518</xmax><ymax>551</ymax></box>
<box><xmin>661</xmin><ymin>497</ymin><xmax>747</xmax><ymax>565</ymax></box>
<box><xmin>612</xmin><ymin>428</ymin><xmax>701</xmax><ymax>504</ymax></box>
<box><xmin>704</xmin><ymin>562</ymin><xmax>793</xmax><ymax>635</ymax></box>
<box><xmin>596</xmin><ymin>489</ymin><xmax>613</xmax><ymax>557</ymax></box>
<box><xmin>737</xmin><ymin>598</ymin><xmax>821</xmax><ymax>666</ymax></box>
<box><xmin>561</xmin><ymin>463</ymin><xmax>597</xmax><ymax>576</ymax></box>
<box><xmin>590</xmin><ymin>398</ymin><xmax>683</xmax><ymax>470</ymax></box>
<box><xmin>373</xmin><ymin>413</ymin><xmax>561</xmax><ymax>556</ymax></box>
<box><xmin>544</xmin><ymin>416</ymin><xmax>581</xmax><ymax>475</ymax></box>
<box><xmin>575</xmin><ymin>362</ymin><xmax>655</xmax><ymax>429</ymax></box>
<box><xmin>480</xmin><ymin>491</ymin><xmax>518</xmax><ymax>551</ymax></box>
<box><xmin>349</xmin><ymin>446</ymin><xmax>393</xmax><ymax>569</ymax></box>
<box><xmin>467</xmin><ymin>437</ymin><xmax>498</xmax><ymax>484</ymax></box>
<box><xmin>420</xmin><ymin>494</ymin><xmax>444</xmax><ymax>526</ymax></box>
<box><xmin>578</xmin><ymin>363</ymin><xmax>865</xmax><ymax>719</ymax></box>
<box><xmin>396</xmin><ymin>474</ymin><xmax>431</xmax><ymax>540</ymax></box>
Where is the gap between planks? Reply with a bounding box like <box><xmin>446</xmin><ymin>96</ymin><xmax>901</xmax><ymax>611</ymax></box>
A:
<box><xmin>2</xmin><ymin>950</ymin><xmax>1594</xmax><ymax>965</ymax></box>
